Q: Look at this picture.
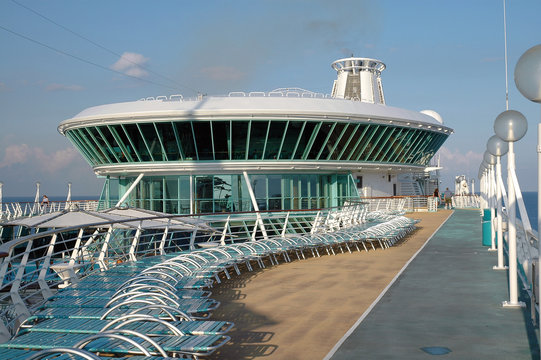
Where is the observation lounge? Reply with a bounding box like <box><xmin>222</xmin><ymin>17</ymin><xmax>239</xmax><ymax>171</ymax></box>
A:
<box><xmin>58</xmin><ymin>57</ymin><xmax>452</xmax><ymax>214</ymax></box>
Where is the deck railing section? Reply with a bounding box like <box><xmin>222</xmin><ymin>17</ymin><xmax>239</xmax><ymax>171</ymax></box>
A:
<box><xmin>481</xmin><ymin>163</ymin><xmax>539</xmax><ymax>322</ymax></box>
<box><xmin>0</xmin><ymin>201</ymin><xmax>99</xmax><ymax>220</ymax></box>
<box><xmin>452</xmin><ymin>195</ymin><xmax>481</xmax><ymax>208</ymax></box>
<box><xmin>0</xmin><ymin>203</ymin><xmax>375</xmax><ymax>340</ymax></box>
<box><xmin>360</xmin><ymin>195</ymin><xmax>435</xmax><ymax>212</ymax></box>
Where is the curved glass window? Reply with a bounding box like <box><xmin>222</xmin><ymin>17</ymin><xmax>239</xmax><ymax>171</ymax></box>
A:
<box><xmin>294</xmin><ymin>122</ymin><xmax>317</xmax><ymax>159</ymax></box>
<box><xmin>155</xmin><ymin>122</ymin><xmax>181</xmax><ymax>161</ymax></box>
<box><xmin>66</xmin><ymin>119</ymin><xmax>448</xmax><ymax>167</ymax></box>
<box><xmin>174</xmin><ymin>122</ymin><xmax>197</xmax><ymax>160</ymax></box>
<box><xmin>248</xmin><ymin>121</ymin><xmax>268</xmax><ymax>160</ymax></box>
<box><xmin>264</xmin><ymin>121</ymin><xmax>287</xmax><ymax>160</ymax></box>
<box><xmin>232</xmin><ymin>121</ymin><xmax>249</xmax><ymax>160</ymax></box>
<box><xmin>212</xmin><ymin>121</ymin><xmax>230</xmax><ymax>160</ymax></box>
<box><xmin>192</xmin><ymin>121</ymin><xmax>213</xmax><ymax>160</ymax></box>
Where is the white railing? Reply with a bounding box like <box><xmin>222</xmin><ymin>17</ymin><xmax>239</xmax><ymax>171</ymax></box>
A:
<box><xmin>0</xmin><ymin>203</ymin><xmax>381</xmax><ymax>340</ymax></box>
<box><xmin>0</xmin><ymin>201</ymin><xmax>99</xmax><ymax>221</ymax></box>
<box><xmin>360</xmin><ymin>195</ymin><xmax>435</xmax><ymax>212</ymax></box>
<box><xmin>452</xmin><ymin>195</ymin><xmax>481</xmax><ymax>208</ymax></box>
<box><xmin>481</xmin><ymin>165</ymin><xmax>539</xmax><ymax>323</ymax></box>
<box><xmin>138</xmin><ymin>89</ymin><xmax>332</xmax><ymax>103</ymax></box>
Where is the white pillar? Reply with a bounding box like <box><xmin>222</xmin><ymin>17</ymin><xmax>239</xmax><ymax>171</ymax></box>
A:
<box><xmin>538</xmin><ymin>122</ymin><xmax>541</xmax><ymax>314</ymax></box>
<box><xmin>503</xmin><ymin>142</ymin><xmax>524</xmax><ymax>307</ymax></box>
<box><xmin>494</xmin><ymin>156</ymin><xmax>506</xmax><ymax>270</ymax></box>
<box><xmin>66</xmin><ymin>182</ymin><xmax>72</xmax><ymax>202</ymax></box>
<box><xmin>34</xmin><ymin>182</ymin><xmax>40</xmax><ymax>203</ymax></box>
<box><xmin>242</xmin><ymin>171</ymin><xmax>268</xmax><ymax>240</ymax></box>
<box><xmin>189</xmin><ymin>176</ymin><xmax>194</xmax><ymax>214</ymax></box>
<box><xmin>489</xmin><ymin>165</ymin><xmax>496</xmax><ymax>250</ymax></box>
<box><xmin>115</xmin><ymin>173</ymin><xmax>144</xmax><ymax>207</ymax></box>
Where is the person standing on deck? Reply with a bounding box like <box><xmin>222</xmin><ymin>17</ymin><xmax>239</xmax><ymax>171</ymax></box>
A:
<box><xmin>41</xmin><ymin>194</ymin><xmax>49</xmax><ymax>211</ymax></box>
<box><xmin>443</xmin><ymin>188</ymin><xmax>453</xmax><ymax>209</ymax></box>
<box><xmin>433</xmin><ymin>188</ymin><xmax>439</xmax><ymax>207</ymax></box>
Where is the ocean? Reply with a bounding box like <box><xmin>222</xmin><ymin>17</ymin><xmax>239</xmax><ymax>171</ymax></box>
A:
<box><xmin>520</xmin><ymin>191</ymin><xmax>538</xmax><ymax>231</ymax></box>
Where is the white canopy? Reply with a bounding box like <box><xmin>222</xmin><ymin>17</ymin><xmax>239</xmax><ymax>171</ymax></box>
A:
<box><xmin>2</xmin><ymin>206</ymin><xmax>215</xmax><ymax>232</ymax></box>
<box><xmin>100</xmin><ymin>207</ymin><xmax>216</xmax><ymax>232</ymax></box>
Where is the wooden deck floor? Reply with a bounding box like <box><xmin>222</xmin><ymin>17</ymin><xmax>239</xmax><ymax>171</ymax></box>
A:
<box><xmin>208</xmin><ymin>210</ymin><xmax>453</xmax><ymax>359</ymax></box>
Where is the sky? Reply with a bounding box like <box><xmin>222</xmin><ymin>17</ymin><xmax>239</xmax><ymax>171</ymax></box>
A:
<box><xmin>1</xmin><ymin>0</ymin><xmax>541</xmax><ymax>197</ymax></box>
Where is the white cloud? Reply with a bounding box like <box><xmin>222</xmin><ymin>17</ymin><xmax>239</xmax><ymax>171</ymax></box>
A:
<box><xmin>111</xmin><ymin>52</ymin><xmax>149</xmax><ymax>78</ymax></box>
<box><xmin>438</xmin><ymin>146</ymin><xmax>483</xmax><ymax>167</ymax></box>
<box><xmin>45</xmin><ymin>83</ymin><xmax>84</xmax><ymax>92</ymax></box>
<box><xmin>438</xmin><ymin>146</ymin><xmax>484</xmax><ymax>188</ymax></box>
<box><xmin>0</xmin><ymin>144</ymin><xmax>33</xmax><ymax>168</ymax></box>
<box><xmin>0</xmin><ymin>145</ymin><xmax>79</xmax><ymax>173</ymax></box>
<box><xmin>200</xmin><ymin>66</ymin><xmax>245</xmax><ymax>81</ymax></box>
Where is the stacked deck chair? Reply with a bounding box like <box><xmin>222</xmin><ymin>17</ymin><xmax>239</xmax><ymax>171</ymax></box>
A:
<box><xmin>1</xmin><ymin>209</ymin><xmax>418</xmax><ymax>359</ymax></box>
<box><xmin>2</xmin><ymin>253</ymin><xmax>234</xmax><ymax>359</ymax></box>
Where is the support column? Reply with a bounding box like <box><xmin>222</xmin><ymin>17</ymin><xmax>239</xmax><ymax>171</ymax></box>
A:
<box><xmin>494</xmin><ymin>157</ymin><xmax>507</xmax><ymax>270</ymax></box>
<box><xmin>190</xmin><ymin>176</ymin><xmax>194</xmax><ymax>214</ymax></box>
<box><xmin>489</xmin><ymin>165</ymin><xmax>496</xmax><ymax>251</ymax></box>
<box><xmin>242</xmin><ymin>171</ymin><xmax>268</xmax><ymax>240</ymax></box>
<box><xmin>115</xmin><ymin>173</ymin><xmax>144</xmax><ymax>207</ymax></box>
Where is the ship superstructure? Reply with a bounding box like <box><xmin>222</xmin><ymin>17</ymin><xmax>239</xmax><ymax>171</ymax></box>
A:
<box><xmin>58</xmin><ymin>57</ymin><xmax>452</xmax><ymax>214</ymax></box>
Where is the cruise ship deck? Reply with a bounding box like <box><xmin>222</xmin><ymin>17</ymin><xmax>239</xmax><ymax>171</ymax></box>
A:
<box><xmin>207</xmin><ymin>209</ymin><xmax>539</xmax><ymax>359</ymax></box>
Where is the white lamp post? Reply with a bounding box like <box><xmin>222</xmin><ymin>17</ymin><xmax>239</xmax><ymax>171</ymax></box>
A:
<box><xmin>487</xmin><ymin>135</ymin><xmax>509</xmax><ymax>270</ymax></box>
<box><xmin>515</xmin><ymin>44</ymin><xmax>541</xmax><ymax>324</ymax></box>
<box><xmin>494</xmin><ymin>109</ymin><xmax>528</xmax><ymax>307</ymax></box>
<box><xmin>479</xmin><ymin>163</ymin><xmax>488</xmax><ymax>210</ymax></box>
<box><xmin>484</xmin><ymin>151</ymin><xmax>497</xmax><ymax>251</ymax></box>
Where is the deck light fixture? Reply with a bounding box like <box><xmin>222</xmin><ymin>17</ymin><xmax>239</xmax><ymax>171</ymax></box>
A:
<box><xmin>494</xmin><ymin>109</ymin><xmax>527</xmax><ymax>308</ymax></box>
<box><xmin>487</xmin><ymin>135</ymin><xmax>509</xmax><ymax>270</ymax></box>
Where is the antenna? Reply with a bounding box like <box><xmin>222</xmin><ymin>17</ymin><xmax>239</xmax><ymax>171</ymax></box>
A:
<box><xmin>503</xmin><ymin>0</ymin><xmax>509</xmax><ymax>110</ymax></box>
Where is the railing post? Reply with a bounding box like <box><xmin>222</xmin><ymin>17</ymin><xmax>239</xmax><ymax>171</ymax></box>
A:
<box><xmin>37</xmin><ymin>233</ymin><xmax>58</xmax><ymax>299</ymax></box>
<box><xmin>10</xmin><ymin>241</ymin><xmax>33</xmax><ymax>319</ymax></box>
<box><xmin>129</xmin><ymin>223</ymin><xmax>142</xmax><ymax>261</ymax></box>
<box><xmin>33</xmin><ymin>182</ymin><xmax>40</xmax><ymax>215</ymax></box>
<box><xmin>159</xmin><ymin>222</ymin><xmax>170</xmax><ymax>255</ymax></box>
<box><xmin>220</xmin><ymin>216</ymin><xmax>230</xmax><ymax>246</ymax></box>
<box><xmin>494</xmin><ymin>156</ymin><xmax>506</xmax><ymax>270</ymax></box>
<box><xmin>189</xmin><ymin>227</ymin><xmax>198</xmax><ymax>250</ymax></box>
<box><xmin>504</xmin><ymin>142</ymin><xmax>521</xmax><ymax>306</ymax></box>
<box><xmin>97</xmin><ymin>227</ymin><xmax>113</xmax><ymax>270</ymax></box>
<box><xmin>281</xmin><ymin>212</ymin><xmax>290</xmax><ymax>237</ymax></box>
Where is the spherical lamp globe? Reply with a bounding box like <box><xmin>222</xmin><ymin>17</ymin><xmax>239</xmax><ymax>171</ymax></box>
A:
<box><xmin>487</xmin><ymin>135</ymin><xmax>509</xmax><ymax>157</ymax></box>
<box><xmin>515</xmin><ymin>44</ymin><xmax>541</xmax><ymax>103</ymax></box>
<box><xmin>484</xmin><ymin>151</ymin><xmax>496</xmax><ymax>165</ymax></box>
<box><xmin>494</xmin><ymin>110</ymin><xmax>528</xmax><ymax>142</ymax></box>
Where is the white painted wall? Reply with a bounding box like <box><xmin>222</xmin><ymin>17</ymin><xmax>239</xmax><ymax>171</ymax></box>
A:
<box><xmin>353</xmin><ymin>172</ymin><xmax>396</xmax><ymax>197</ymax></box>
